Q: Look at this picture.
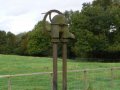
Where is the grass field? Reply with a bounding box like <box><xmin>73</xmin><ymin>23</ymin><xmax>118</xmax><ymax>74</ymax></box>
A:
<box><xmin>0</xmin><ymin>54</ymin><xmax>120</xmax><ymax>90</ymax></box>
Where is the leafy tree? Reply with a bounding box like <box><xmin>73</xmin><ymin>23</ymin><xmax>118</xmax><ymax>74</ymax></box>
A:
<box><xmin>14</xmin><ymin>32</ymin><xmax>29</xmax><ymax>55</ymax></box>
<box><xmin>65</xmin><ymin>0</ymin><xmax>120</xmax><ymax>60</ymax></box>
<box><xmin>6</xmin><ymin>32</ymin><xmax>16</xmax><ymax>54</ymax></box>
<box><xmin>92</xmin><ymin>0</ymin><xmax>112</xmax><ymax>10</ymax></box>
<box><xmin>0</xmin><ymin>30</ymin><xmax>7</xmax><ymax>54</ymax></box>
<box><xmin>27</xmin><ymin>21</ymin><xmax>51</xmax><ymax>56</ymax></box>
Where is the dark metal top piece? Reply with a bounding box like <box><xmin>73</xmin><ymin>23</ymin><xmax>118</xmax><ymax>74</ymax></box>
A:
<box><xmin>43</xmin><ymin>9</ymin><xmax>63</xmax><ymax>32</ymax></box>
<box><xmin>51</xmin><ymin>15</ymin><xmax>68</xmax><ymax>26</ymax></box>
<box><xmin>43</xmin><ymin>9</ymin><xmax>75</xmax><ymax>42</ymax></box>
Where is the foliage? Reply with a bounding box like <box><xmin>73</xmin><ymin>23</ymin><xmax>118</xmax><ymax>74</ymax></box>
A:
<box><xmin>15</xmin><ymin>32</ymin><xmax>29</xmax><ymax>55</ymax></box>
<box><xmin>27</xmin><ymin>21</ymin><xmax>51</xmax><ymax>56</ymax></box>
<box><xmin>0</xmin><ymin>31</ymin><xmax>16</xmax><ymax>54</ymax></box>
<box><xmin>0</xmin><ymin>31</ymin><xmax>7</xmax><ymax>54</ymax></box>
<box><xmin>68</xmin><ymin>0</ymin><xmax>120</xmax><ymax>60</ymax></box>
<box><xmin>6</xmin><ymin>32</ymin><xmax>16</xmax><ymax>54</ymax></box>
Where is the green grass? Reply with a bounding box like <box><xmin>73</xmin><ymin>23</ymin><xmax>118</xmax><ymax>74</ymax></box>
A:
<box><xmin>0</xmin><ymin>54</ymin><xmax>120</xmax><ymax>90</ymax></box>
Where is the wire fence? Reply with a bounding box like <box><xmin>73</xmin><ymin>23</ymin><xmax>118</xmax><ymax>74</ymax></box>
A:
<box><xmin>0</xmin><ymin>67</ymin><xmax>120</xmax><ymax>90</ymax></box>
<box><xmin>67</xmin><ymin>67</ymin><xmax>120</xmax><ymax>90</ymax></box>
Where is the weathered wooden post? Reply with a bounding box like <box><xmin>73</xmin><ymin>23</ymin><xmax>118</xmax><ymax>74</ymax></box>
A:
<box><xmin>43</xmin><ymin>9</ymin><xmax>75</xmax><ymax>90</ymax></box>
<box><xmin>8</xmin><ymin>77</ymin><xmax>12</xmax><ymax>90</ymax></box>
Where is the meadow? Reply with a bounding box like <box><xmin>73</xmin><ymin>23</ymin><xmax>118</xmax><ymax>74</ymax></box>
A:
<box><xmin>0</xmin><ymin>54</ymin><xmax>120</xmax><ymax>90</ymax></box>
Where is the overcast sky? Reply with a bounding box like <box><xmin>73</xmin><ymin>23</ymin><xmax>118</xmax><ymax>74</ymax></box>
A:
<box><xmin>0</xmin><ymin>0</ymin><xmax>93</xmax><ymax>34</ymax></box>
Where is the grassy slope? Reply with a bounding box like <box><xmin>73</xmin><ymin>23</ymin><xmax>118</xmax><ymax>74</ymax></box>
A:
<box><xmin>0</xmin><ymin>54</ymin><xmax>120</xmax><ymax>75</ymax></box>
<box><xmin>0</xmin><ymin>54</ymin><xmax>120</xmax><ymax>90</ymax></box>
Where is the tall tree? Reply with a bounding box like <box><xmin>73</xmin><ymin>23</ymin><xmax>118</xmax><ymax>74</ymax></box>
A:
<box><xmin>27</xmin><ymin>21</ymin><xmax>51</xmax><ymax>56</ymax></box>
<box><xmin>6</xmin><ymin>32</ymin><xmax>16</xmax><ymax>54</ymax></box>
<box><xmin>14</xmin><ymin>32</ymin><xmax>29</xmax><ymax>55</ymax></box>
<box><xmin>0</xmin><ymin>30</ymin><xmax>7</xmax><ymax>54</ymax></box>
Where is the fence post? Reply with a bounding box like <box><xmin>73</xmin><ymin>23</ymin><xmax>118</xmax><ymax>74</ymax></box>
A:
<box><xmin>111</xmin><ymin>68</ymin><xmax>114</xmax><ymax>89</ymax></box>
<box><xmin>84</xmin><ymin>70</ymin><xmax>88</xmax><ymax>90</ymax></box>
<box><xmin>8</xmin><ymin>77</ymin><xmax>12</xmax><ymax>90</ymax></box>
<box><xmin>50</xmin><ymin>73</ymin><xmax>53</xmax><ymax>90</ymax></box>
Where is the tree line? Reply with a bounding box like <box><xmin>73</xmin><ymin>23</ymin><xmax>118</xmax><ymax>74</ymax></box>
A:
<box><xmin>0</xmin><ymin>0</ymin><xmax>120</xmax><ymax>62</ymax></box>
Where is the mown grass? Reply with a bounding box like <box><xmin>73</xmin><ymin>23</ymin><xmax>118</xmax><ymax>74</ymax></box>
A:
<box><xmin>0</xmin><ymin>54</ymin><xmax>120</xmax><ymax>90</ymax></box>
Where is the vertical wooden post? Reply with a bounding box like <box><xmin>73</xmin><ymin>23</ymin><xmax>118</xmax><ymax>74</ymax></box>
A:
<box><xmin>84</xmin><ymin>70</ymin><xmax>87</xmax><ymax>90</ymax></box>
<box><xmin>111</xmin><ymin>68</ymin><xmax>114</xmax><ymax>89</ymax></box>
<box><xmin>50</xmin><ymin>73</ymin><xmax>53</xmax><ymax>90</ymax></box>
<box><xmin>62</xmin><ymin>42</ymin><xmax>67</xmax><ymax>90</ymax></box>
<box><xmin>8</xmin><ymin>77</ymin><xmax>11</xmax><ymax>90</ymax></box>
<box><xmin>53</xmin><ymin>43</ymin><xmax>58</xmax><ymax>90</ymax></box>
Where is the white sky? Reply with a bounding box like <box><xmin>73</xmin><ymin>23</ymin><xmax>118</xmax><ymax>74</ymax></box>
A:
<box><xmin>0</xmin><ymin>0</ymin><xmax>93</xmax><ymax>34</ymax></box>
